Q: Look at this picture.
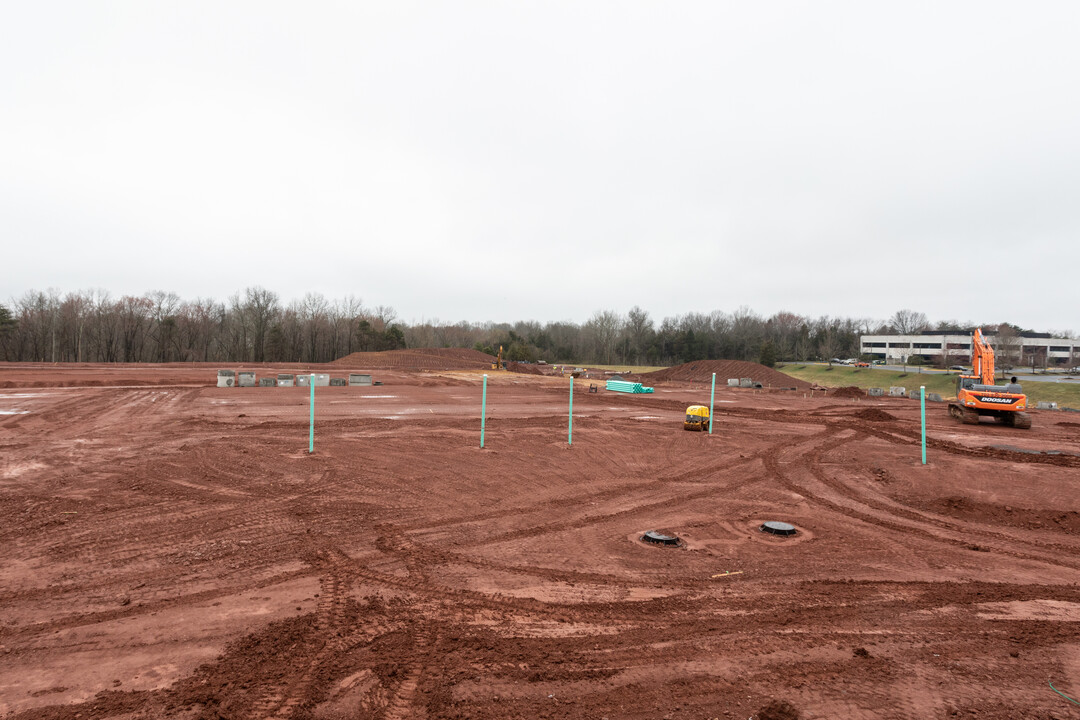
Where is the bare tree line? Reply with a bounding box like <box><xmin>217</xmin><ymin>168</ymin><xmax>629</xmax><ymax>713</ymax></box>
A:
<box><xmin>1</xmin><ymin>293</ymin><xmax>1070</xmax><ymax>368</ymax></box>
<box><xmin>0</xmin><ymin>288</ymin><xmax>404</xmax><ymax>363</ymax></box>
<box><xmin>410</xmin><ymin>307</ymin><xmax>881</xmax><ymax>367</ymax></box>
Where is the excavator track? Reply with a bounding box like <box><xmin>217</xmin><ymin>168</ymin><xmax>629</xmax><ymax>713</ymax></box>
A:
<box><xmin>948</xmin><ymin>403</ymin><xmax>980</xmax><ymax>425</ymax></box>
<box><xmin>999</xmin><ymin>411</ymin><xmax>1032</xmax><ymax>429</ymax></box>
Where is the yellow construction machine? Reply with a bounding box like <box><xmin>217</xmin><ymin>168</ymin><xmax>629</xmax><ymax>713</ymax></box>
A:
<box><xmin>684</xmin><ymin>405</ymin><xmax>710</xmax><ymax>431</ymax></box>
<box><xmin>491</xmin><ymin>345</ymin><xmax>505</xmax><ymax>370</ymax></box>
<box><xmin>948</xmin><ymin>328</ymin><xmax>1030</xmax><ymax>428</ymax></box>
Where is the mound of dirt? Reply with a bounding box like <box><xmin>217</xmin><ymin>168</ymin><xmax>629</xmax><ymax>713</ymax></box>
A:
<box><xmin>637</xmin><ymin>360</ymin><xmax>812</xmax><ymax>390</ymax></box>
<box><xmin>332</xmin><ymin>348</ymin><xmax>496</xmax><ymax>370</ymax></box>
<box><xmin>829</xmin><ymin>386</ymin><xmax>866</xmax><ymax>398</ymax></box>
<box><xmin>506</xmin><ymin>362</ymin><xmax>544</xmax><ymax>375</ymax></box>
<box><xmin>853</xmin><ymin>408</ymin><xmax>897</xmax><ymax>422</ymax></box>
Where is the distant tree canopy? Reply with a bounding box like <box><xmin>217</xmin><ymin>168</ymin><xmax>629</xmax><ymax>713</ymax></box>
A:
<box><xmin>0</xmin><ymin>303</ymin><xmax>18</xmax><ymax>361</ymax></box>
<box><xmin>1</xmin><ymin>291</ymin><xmax>1069</xmax><ymax>367</ymax></box>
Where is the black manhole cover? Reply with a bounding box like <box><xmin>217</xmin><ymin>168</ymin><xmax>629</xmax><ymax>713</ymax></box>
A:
<box><xmin>760</xmin><ymin>521</ymin><xmax>797</xmax><ymax>536</ymax></box>
<box><xmin>641</xmin><ymin>530</ymin><xmax>680</xmax><ymax>546</ymax></box>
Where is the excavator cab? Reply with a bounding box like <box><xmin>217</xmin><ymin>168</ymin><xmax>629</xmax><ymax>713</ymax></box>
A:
<box><xmin>684</xmin><ymin>405</ymin><xmax>710</xmax><ymax>432</ymax></box>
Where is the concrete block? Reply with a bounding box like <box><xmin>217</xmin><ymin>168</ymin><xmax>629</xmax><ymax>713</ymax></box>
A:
<box><xmin>727</xmin><ymin>378</ymin><xmax>739</xmax><ymax>387</ymax></box>
<box><xmin>868</xmin><ymin>387</ymin><xmax>884</xmax><ymax>397</ymax></box>
<box><xmin>217</xmin><ymin>369</ymin><xmax>235</xmax><ymax>388</ymax></box>
<box><xmin>349</xmin><ymin>373</ymin><xmax>373</xmax><ymax>386</ymax></box>
<box><xmin>277</xmin><ymin>374</ymin><xmax>294</xmax><ymax>387</ymax></box>
<box><xmin>739</xmin><ymin>378</ymin><xmax>753</xmax><ymax>388</ymax></box>
<box><xmin>238</xmin><ymin>372</ymin><xmax>257</xmax><ymax>388</ymax></box>
<box><xmin>927</xmin><ymin>393</ymin><xmax>943</xmax><ymax>402</ymax></box>
<box><xmin>312</xmin><ymin>373</ymin><xmax>330</xmax><ymax>387</ymax></box>
<box><xmin>259</xmin><ymin>377</ymin><xmax>277</xmax><ymax>387</ymax></box>
<box><xmin>296</xmin><ymin>375</ymin><xmax>310</xmax><ymax>387</ymax></box>
<box><xmin>330</xmin><ymin>378</ymin><xmax>346</xmax><ymax>386</ymax></box>
<box><xmin>1036</xmin><ymin>401</ymin><xmax>1058</xmax><ymax>410</ymax></box>
<box><xmin>888</xmin><ymin>386</ymin><xmax>907</xmax><ymax>397</ymax></box>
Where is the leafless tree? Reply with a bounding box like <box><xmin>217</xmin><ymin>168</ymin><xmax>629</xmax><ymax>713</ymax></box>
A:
<box><xmin>889</xmin><ymin>309</ymin><xmax>929</xmax><ymax>335</ymax></box>
<box><xmin>991</xmin><ymin>323</ymin><xmax>1022</xmax><ymax>375</ymax></box>
<box><xmin>585</xmin><ymin>310</ymin><xmax>623</xmax><ymax>364</ymax></box>
<box><xmin>624</xmin><ymin>306</ymin><xmax>654</xmax><ymax>365</ymax></box>
<box><xmin>243</xmin><ymin>287</ymin><xmax>280</xmax><ymax>362</ymax></box>
<box><xmin>301</xmin><ymin>292</ymin><xmax>330</xmax><ymax>362</ymax></box>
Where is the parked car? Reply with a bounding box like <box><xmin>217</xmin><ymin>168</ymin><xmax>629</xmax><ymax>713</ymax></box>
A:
<box><xmin>829</xmin><ymin>358</ymin><xmax>843</xmax><ymax>364</ymax></box>
<box><xmin>872</xmin><ymin>360</ymin><xmax>886</xmax><ymax>365</ymax></box>
<box><xmin>853</xmin><ymin>361</ymin><xmax>869</xmax><ymax>367</ymax></box>
<box><xmin>950</xmin><ymin>365</ymin><xmax>968</xmax><ymax>371</ymax></box>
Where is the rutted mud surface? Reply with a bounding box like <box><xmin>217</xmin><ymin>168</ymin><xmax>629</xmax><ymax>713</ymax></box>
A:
<box><xmin>2</xmin><ymin>365</ymin><xmax>1080</xmax><ymax>718</ymax></box>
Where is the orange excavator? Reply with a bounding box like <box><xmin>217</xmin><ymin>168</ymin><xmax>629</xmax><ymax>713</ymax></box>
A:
<box><xmin>948</xmin><ymin>328</ymin><xmax>1030</xmax><ymax>428</ymax></box>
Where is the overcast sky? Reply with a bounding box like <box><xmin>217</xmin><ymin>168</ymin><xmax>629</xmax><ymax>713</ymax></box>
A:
<box><xmin>2</xmin><ymin>2</ymin><xmax>1078</xmax><ymax>332</ymax></box>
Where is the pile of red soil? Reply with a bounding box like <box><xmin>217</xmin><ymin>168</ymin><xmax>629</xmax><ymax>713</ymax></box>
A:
<box><xmin>638</xmin><ymin>360</ymin><xmax>812</xmax><ymax>390</ymax></box>
<box><xmin>332</xmin><ymin>348</ymin><xmax>496</xmax><ymax>370</ymax></box>
<box><xmin>853</xmin><ymin>408</ymin><xmax>897</xmax><ymax>422</ymax></box>
<box><xmin>506</xmin><ymin>361</ymin><xmax>544</xmax><ymax>375</ymax></box>
<box><xmin>828</xmin><ymin>386</ymin><xmax>866</xmax><ymax>398</ymax></box>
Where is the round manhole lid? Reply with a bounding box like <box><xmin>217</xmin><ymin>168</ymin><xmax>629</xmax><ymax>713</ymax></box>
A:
<box><xmin>760</xmin><ymin>521</ymin><xmax>797</xmax><ymax>536</ymax></box>
<box><xmin>641</xmin><ymin>530</ymin><xmax>680</xmax><ymax>546</ymax></box>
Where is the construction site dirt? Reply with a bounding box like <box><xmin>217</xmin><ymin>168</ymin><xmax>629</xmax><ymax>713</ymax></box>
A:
<box><xmin>3</xmin><ymin>362</ymin><xmax>1080</xmax><ymax>719</ymax></box>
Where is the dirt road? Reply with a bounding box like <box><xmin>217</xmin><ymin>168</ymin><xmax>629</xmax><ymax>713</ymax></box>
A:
<box><xmin>2</xmin><ymin>364</ymin><xmax>1080</xmax><ymax>718</ymax></box>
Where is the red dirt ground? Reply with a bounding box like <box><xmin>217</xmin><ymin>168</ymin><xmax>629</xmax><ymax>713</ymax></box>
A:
<box><xmin>3</xmin><ymin>362</ymin><xmax>1080</xmax><ymax>719</ymax></box>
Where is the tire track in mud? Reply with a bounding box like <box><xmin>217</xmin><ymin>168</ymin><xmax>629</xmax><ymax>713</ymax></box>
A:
<box><xmin>0</xmin><ymin>568</ymin><xmax>312</xmax><ymax>644</ymax></box>
<box><xmin>381</xmin><ymin>626</ymin><xmax>432</xmax><ymax>720</ymax></box>
<box><xmin>7</xmin><ymin>467</ymin><xmax>356</xmax><ymax>634</ymax></box>
<box><xmin>442</xmin><ymin>446</ymin><xmax>773</xmax><ymax>549</ymax></box>
<box><xmin>851</xmin><ymin>420</ymin><xmax>1080</xmax><ymax>468</ymax></box>
<box><xmin>31</xmin><ymin>458</ymin><xmax>344</xmax><ymax>565</ymax></box>
<box><xmin>251</xmin><ymin>538</ymin><xmax>438</xmax><ymax>720</ymax></box>
<box><xmin>810</xmin><ymin>431</ymin><xmax>1080</xmax><ymax>569</ymax></box>
<box><xmin>249</xmin><ymin>545</ymin><xmax>356</xmax><ymax>719</ymax></box>
<box><xmin>766</xmin><ymin>427</ymin><xmax>1080</xmax><ymax>575</ymax></box>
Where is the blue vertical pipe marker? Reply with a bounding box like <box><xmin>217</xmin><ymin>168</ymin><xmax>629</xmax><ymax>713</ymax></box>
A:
<box><xmin>920</xmin><ymin>385</ymin><xmax>926</xmax><ymax>465</ymax></box>
<box><xmin>309</xmin><ymin>373</ymin><xmax>315</xmax><ymax>453</ymax></box>
<box><xmin>480</xmin><ymin>374</ymin><xmax>488</xmax><ymax>448</ymax></box>
<box><xmin>569</xmin><ymin>376</ymin><xmax>574</xmax><ymax>445</ymax></box>
<box><xmin>709</xmin><ymin>372</ymin><xmax>716</xmax><ymax>435</ymax></box>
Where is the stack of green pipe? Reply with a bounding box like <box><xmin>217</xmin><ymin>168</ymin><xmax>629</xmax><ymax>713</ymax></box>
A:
<box><xmin>605</xmin><ymin>379</ymin><xmax>655</xmax><ymax>394</ymax></box>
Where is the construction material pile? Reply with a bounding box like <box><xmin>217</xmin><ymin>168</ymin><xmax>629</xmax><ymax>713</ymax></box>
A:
<box><xmin>606</xmin><ymin>379</ymin><xmax>654</xmax><ymax>394</ymax></box>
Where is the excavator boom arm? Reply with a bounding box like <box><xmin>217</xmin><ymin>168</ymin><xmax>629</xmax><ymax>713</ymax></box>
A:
<box><xmin>971</xmin><ymin>328</ymin><xmax>995</xmax><ymax>385</ymax></box>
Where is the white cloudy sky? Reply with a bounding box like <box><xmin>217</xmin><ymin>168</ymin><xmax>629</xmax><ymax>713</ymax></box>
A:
<box><xmin>2</xmin><ymin>2</ymin><xmax>1078</xmax><ymax>331</ymax></box>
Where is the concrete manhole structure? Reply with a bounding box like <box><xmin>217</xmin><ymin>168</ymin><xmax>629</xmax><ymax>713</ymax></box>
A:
<box><xmin>760</xmin><ymin>521</ymin><xmax>798</xmax><ymax>537</ymax></box>
<box><xmin>641</xmin><ymin>530</ymin><xmax>682</xmax><ymax>547</ymax></box>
